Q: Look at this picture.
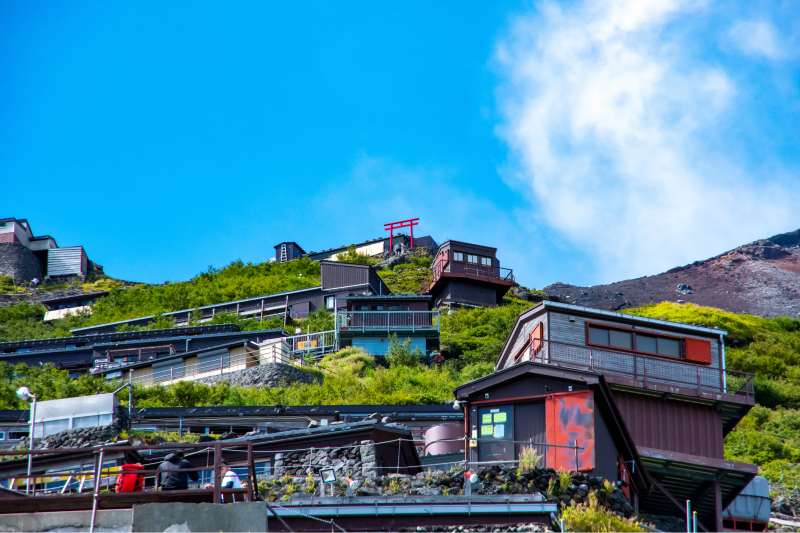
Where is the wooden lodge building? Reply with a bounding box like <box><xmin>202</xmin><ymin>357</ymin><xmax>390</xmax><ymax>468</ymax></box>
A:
<box><xmin>455</xmin><ymin>300</ymin><xmax>757</xmax><ymax>532</ymax></box>
<box><xmin>424</xmin><ymin>240</ymin><xmax>515</xmax><ymax>308</ymax></box>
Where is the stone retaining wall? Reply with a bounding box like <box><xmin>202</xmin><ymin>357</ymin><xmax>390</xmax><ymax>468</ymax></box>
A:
<box><xmin>274</xmin><ymin>440</ymin><xmax>384</xmax><ymax>479</ymax></box>
<box><xmin>0</xmin><ymin>243</ymin><xmax>44</xmax><ymax>284</ymax></box>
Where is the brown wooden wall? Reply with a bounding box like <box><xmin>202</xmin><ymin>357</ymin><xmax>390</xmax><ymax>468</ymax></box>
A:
<box><xmin>613</xmin><ymin>391</ymin><xmax>724</xmax><ymax>459</ymax></box>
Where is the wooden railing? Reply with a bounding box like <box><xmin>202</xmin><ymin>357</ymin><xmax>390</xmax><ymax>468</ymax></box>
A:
<box><xmin>422</xmin><ymin>260</ymin><xmax>514</xmax><ymax>292</ymax></box>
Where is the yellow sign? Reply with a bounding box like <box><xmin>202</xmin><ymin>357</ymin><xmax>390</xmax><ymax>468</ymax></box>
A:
<box><xmin>481</xmin><ymin>425</ymin><xmax>493</xmax><ymax>436</ymax></box>
<box><xmin>481</xmin><ymin>414</ymin><xmax>492</xmax><ymax>424</ymax></box>
<box><xmin>298</xmin><ymin>340</ymin><xmax>318</xmax><ymax>350</ymax></box>
<box><xmin>469</xmin><ymin>439</ymin><xmax>477</xmax><ymax>448</ymax></box>
<box><xmin>493</xmin><ymin>412</ymin><xmax>507</xmax><ymax>423</ymax></box>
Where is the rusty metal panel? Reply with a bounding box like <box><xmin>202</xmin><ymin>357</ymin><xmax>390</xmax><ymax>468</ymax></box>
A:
<box><xmin>613</xmin><ymin>391</ymin><xmax>724</xmax><ymax>458</ymax></box>
<box><xmin>545</xmin><ymin>391</ymin><xmax>595</xmax><ymax>471</ymax></box>
<box><xmin>685</xmin><ymin>338</ymin><xmax>712</xmax><ymax>364</ymax></box>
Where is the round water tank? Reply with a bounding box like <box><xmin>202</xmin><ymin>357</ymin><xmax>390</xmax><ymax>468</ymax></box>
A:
<box><xmin>424</xmin><ymin>423</ymin><xmax>465</xmax><ymax>456</ymax></box>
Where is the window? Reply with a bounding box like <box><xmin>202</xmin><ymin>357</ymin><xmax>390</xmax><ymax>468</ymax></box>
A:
<box><xmin>372</xmin><ymin>305</ymin><xmax>385</xmax><ymax>311</ymax></box>
<box><xmin>387</xmin><ymin>305</ymin><xmax>402</xmax><ymax>311</ymax></box>
<box><xmin>609</xmin><ymin>329</ymin><xmax>632</xmax><ymax>350</ymax></box>
<box><xmin>587</xmin><ymin>324</ymin><xmax>687</xmax><ymax>360</ymax></box>
<box><xmin>637</xmin><ymin>335</ymin><xmax>657</xmax><ymax>354</ymax></box>
<box><xmin>657</xmin><ymin>337</ymin><xmax>680</xmax><ymax>357</ymax></box>
<box><xmin>453</xmin><ymin>252</ymin><xmax>464</xmax><ymax>261</ymax></box>
<box><xmin>0</xmin><ymin>431</ymin><xmax>5</xmax><ymax>440</ymax></box>
<box><xmin>588</xmin><ymin>327</ymin><xmax>608</xmax><ymax>346</ymax></box>
<box><xmin>480</xmin><ymin>257</ymin><xmax>492</xmax><ymax>266</ymax></box>
<box><xmin>467</xmin><ymin>254</ymin><xmax>478</xmax><ymax>263</ymax></box>
<box><xmin>326</xmin><ymin>296</ymin><xmax>335</xmax><ymax>310</ymax></box>
<box><xmin>356</xmin><ymin>305</ymin><xmax>370</xmax><ymax>311</ymax></box>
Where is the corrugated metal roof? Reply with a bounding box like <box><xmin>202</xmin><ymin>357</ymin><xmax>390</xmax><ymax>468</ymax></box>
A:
<box><xmin>41</xmin><ymin>291</ymin><xmax>109</xmax><ymax>306</ymax></box>
<box><xmin>525</xmin><ymin>301</ymin><xmax>728</xmax><ymax>336</ymax></box>
<box><xmin>91</xmin><ymin>339</ymin><xmax>260</xmax><ymax>375</ymax></box>
<box><xmin>0</xmin><ymin>324</ymin><xmax>240</xmax><ymax>348</ymax></box>
<box><xmin>347</xmin><ymin>295</ymin><xmax>431</xmax><ymax>300</ymax></box>
<box><xmin>69</xmin><ymin>286</ymin><xmax>322</xmax><ymax>334</ymax></box>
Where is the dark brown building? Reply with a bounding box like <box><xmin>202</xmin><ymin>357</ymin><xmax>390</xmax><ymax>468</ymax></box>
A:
<box><xmin>423</xmin><ymin>240</ymin><xmax>514</xmax><ymax>308</ymax></box>
<box><xmin>480</xmin><ymin>300</ymin><xmax>757</xmax><ymax>531</ymax></box>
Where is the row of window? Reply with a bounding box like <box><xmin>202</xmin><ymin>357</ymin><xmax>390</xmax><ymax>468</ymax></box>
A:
<box><xmin>354</xmin><ymin>305</ymin><xmax>404</xmax><ymax>311</ymax></box>
<box><xmin>588</xmin><ymin>325</ymin><xmax>680</xmax><ymax>358</ymax></box>
<box><xmin>452</xmin><ymin>252</ymin><xmax>492</xmax><ymax>266</ymax></box>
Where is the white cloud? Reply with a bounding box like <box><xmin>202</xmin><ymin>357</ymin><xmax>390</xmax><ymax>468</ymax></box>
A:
<box><xmin>496</xmin><ymin>0</ymin><xmax>800</xmax><ymax>282</ymax></box>
<box><xmin>728</xmin><ymin>20</ymin><xmax>783</xmax><ymax>59</ymax></box>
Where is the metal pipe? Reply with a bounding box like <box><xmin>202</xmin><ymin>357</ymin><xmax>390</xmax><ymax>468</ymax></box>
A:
<box><xmin>25</xmin><ymin>394</ymin><xmax>36</xmax><ymax>495</ymax></box>
<box><xmin>720</xmin><ymin>333</ymin><xmax>727</xmax><ymax>393</ymax></box>
<box><xmin>686</xmin><ymin>500</ymin><xmax>691</xmax><ymax>533</ymax></box>
<box><xmin>89</xmin><ymin>449</ymin><xmax>104</xmax><ymax>533</ymax></box>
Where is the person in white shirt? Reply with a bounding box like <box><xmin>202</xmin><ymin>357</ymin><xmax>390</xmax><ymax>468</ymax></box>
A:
<box><xmin>220</xmin><ymin>460</ymin><xmax>242</xmax><ymax>502</ymax></box>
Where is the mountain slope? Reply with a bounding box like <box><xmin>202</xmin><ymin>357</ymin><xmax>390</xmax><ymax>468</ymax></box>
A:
<box><xmin>545</xmin><ymin>229</ymin><xmax>800</xmax><ymax>318</ymax></box>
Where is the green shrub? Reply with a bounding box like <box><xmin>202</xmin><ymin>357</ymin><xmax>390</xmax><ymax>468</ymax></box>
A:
<box><xmin>440</xmin><ymin>299</ymin><xmax>535</xmax><ymax>366</ymax></box>
<box><xmin>385</xmin><ymin>334</ymin><xmax>424</xmax><ymax>367</ymax></box>
<box><xmin>561</xmin><ymin>492</ymin><xmax>646</xmax><ymax>532</ymax></box>
<box><xmin>518</xmin><ymin>445</ymin><xmax>543</xmax><ymax>471</ymax></box>
<box><xmin>336</xmin><ymin>246</ymin><xmax>378</xmax><ymax>266</ymax></box>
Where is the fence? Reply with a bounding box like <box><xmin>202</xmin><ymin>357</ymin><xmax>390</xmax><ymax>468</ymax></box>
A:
<box><xmin>517</xmin><ymin>340</ymin><xmax>754</xmax><ymax>399</ymax></box>
<box><xmin>285</xmin><ymin>330</ymin><xmax>337</xmax><ymax>360</ymax></box>
<box><xmin>336</xmin><ymin>311</ymin><xmax>440</xmax><ymax>334</ymax></box>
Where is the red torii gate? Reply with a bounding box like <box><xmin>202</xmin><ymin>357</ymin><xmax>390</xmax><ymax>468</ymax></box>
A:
<box><xmin>384</xmin><ymin>218</ymin><xmax>419</xmax><ymax>251</ymax></box>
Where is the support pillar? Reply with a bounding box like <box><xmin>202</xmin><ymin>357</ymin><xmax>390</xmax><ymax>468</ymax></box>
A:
<box><xmin>713</xmin><ymin>480</ymin><xmax>723</xmax><ymax>533</ymax></box>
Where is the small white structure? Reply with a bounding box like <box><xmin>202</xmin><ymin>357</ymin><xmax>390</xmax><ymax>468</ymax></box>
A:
<box><xmin>33</xmin><ymin>393</ymin><xmax>118</xmax><ymax>438</ymax></box>
<box><xmin>259</xmin><ymin>338</ymin><xmax>290</xmax><ymax>364</ymax></box>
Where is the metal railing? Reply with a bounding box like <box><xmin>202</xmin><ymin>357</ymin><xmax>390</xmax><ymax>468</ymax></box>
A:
<box><xmin>285</xmin><ymin>330</ymin><xmax>337</xmax><ymax>359</ymax></box>
<box><xmin>422</xmin><ymin>260</ymin><xmax>514</xmax><ymax>292</ymax></box>
<box><xmin>515</xmin><ymin>340</ymin><xmax>754</xmax><ymax>399</ymax></box>
<box><xmin>336</xmin><ymin>311</ymin><xmax>440</xmax><ymax>333</ymax></box>
<box><xmin>0</xmin><ymin>440</ymin><xmax>261</xmax><ymax>525</ymax></box>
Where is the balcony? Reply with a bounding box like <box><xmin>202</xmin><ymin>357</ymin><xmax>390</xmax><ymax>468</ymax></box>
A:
<box><xmin>516</xmin><ymin>340</ymin><xmax>754</xmax><ymax>404</ymax></box>
<box><xmin>336</xmin><ymin>311</ymin><xmax>440</xmax><ymax>335</ymax></box>
<box><xmin>422</xmin><ymin>260</ymin><xmax>514</xmax><ymax>293</ymax></box>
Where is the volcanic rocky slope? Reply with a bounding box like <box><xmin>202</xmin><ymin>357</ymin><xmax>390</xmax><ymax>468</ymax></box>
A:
<box><xmin>544</xmin><ymin>229</ymin><xmax>800</xmax><ymax>318</ymax></box>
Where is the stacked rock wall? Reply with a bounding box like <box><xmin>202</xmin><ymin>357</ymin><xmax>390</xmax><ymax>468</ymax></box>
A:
<box><xmin>274</xmin><ymin>440</ymin><xmax>385</xmax><ymax>479</ymax></box>
<box><xmin>20</xmin><ymin>406</ymin><xmax>129</xmax><ymax>450</ymax></box>
<box><xmin>195</xmin><ymin>363</ymin><xmax>319</xmax><ymax>388</ymax></box>
<box><xmin>0</xmin><ymin>243</ymin><xmax>43</xmax><ymax>283</ymax></box>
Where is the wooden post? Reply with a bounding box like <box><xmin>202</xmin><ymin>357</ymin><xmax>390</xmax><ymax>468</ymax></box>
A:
<box><xmin>260</xmin><ymin>300</ymin><xmax>264</xmax><ymax>322</ymax></box>
<box><xmin>220</xmin><ymin>356</ymin><xmax>224</xmax><ymax>375</ymax></box>
<box><xmin>170</xmin><ymin>367</ymin><xmax>173</xmax><ymax>385</ymax></box>
<box><xmin>213</xmin><ymin>442</ymin><xmax>222</xmax><ymax>504</ymax></box>
<box><xmin>248</xmin><ymin>442</ymin><xmax>257</xmax><ymax>502</ymax></box>
<box><xmin>713</xmin><ymin>480</ymin><xmax>723</xmax><ymax>532</ymax></box>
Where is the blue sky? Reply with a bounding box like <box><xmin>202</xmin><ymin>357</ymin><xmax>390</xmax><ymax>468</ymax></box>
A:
<box><xmin>2</xmin><ymin>1</ymin><xmax>800</xmax><ymax>288</ymax></box>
